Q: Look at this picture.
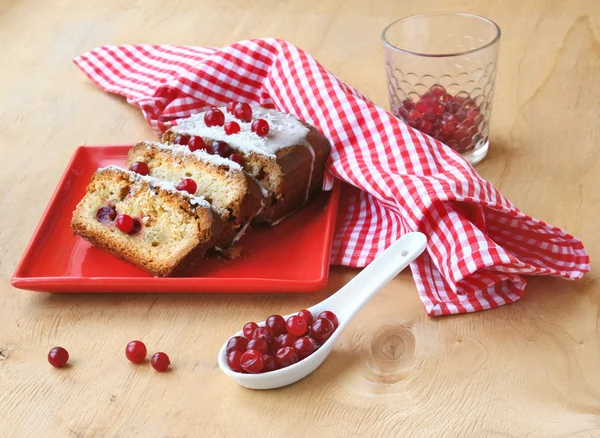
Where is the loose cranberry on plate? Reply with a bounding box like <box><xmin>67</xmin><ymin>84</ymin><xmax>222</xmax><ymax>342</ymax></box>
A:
<box><xmin>211</xmin><ymin>140</ymin><xmax>232</xmax><ymax>157</ymax></box>
<box><xmin>151</xmin><ymin>352</ymin><xmax>170</xmax><ymax>372</ymax></box>
<box><xmin>233</xmin><ymin>102</ymin><xmax>252</xmax><ymax>122</ymax></box>
<box><xmin>224</xmin><ymin>121</ymin><xmax>240</xmax><ymax>135</ymax></box>
<box><xmin>125</xmin><ymin>340</ymin><xmax>147</xmax><ymax>363</ymax></box>
<box><xmin>242</xmin><ymin>322</ymin><xmax>258</xmax><ymax>340</ymax></box>
<box><xmin>173</xmin><ymin>135</ymin><xmax>190</xmax><ymax>146</ymax></box>
<box><xmin>298</xmin><ymin>309</ymin><xmax>313</xmax><ymax>325</ymax></box>
<box><xmin>176</xmin><ymin>178</ymin><xmax>197</xmax><ymax>195</ymax></box>
<box><xmin>129</xmin><ymin>161</ymin><xmax>150</xmax><ymax>176</ymax></box>
<box><xmin>275</xmin><ymin>347</ymin><xmax>298</xmax><ymax>369</ymax></box>
<box><xmin>188</xmin><ymin>136</ymin><xmax>208</xmax><ymax>152</ymax></box>
<box><xmin>48</xmin><ymin>346</ymin><xmax>69</xmax><ymax>368</ymax></box>
<box><xmin>316</xmin><ymin>310</ymin><xmax>339</xmax><ymax>329</ymax></box>
<box><xmin>266</xmin><ymin>315</ymin><xmax>287</xmax><ymax>336</ymax></box>
<box><xmin>240</xmin><ymin>350</ymin><xmax>264</xmax><ymax>374</ymax></box>
<box><xmin>309</xmin><ymin>318</ymin><xmax>335</xmax><ymax>344</ymax></box>
<box><xmin>252</xmin><ymin>327</ymin><xmax>274</xmax><ymax>344</ymax></box>
<box><xmin>226</xmin><ymin>336</ymin><xmax>249</xmax><ymax>354</ymax></box>
<box><xmin>247</xmin><ymin>338</ymin><xmax>269</xmax><ymax>354</ymax></box>
<box><xmin>227</xmin><ymin>350</ymin><xmax>244</xmax><ymax>373</ymax></box>
<box><xmin>286</xmin><ymin>315</ymin><xmax>308</xmax><ymax>337</ymax></box>
<box><xmin>96</xmin><ymin>206</ymin><xmax>116</xmax><ymax>224</ymax></box>
<box><xmin>251</xmin><ymin>119</ymin><xmax>269</xmax><ymax>137</ymax></box>
<box><xmin>115</xmin><ymin>214</ymin><xmax>134</xmax><ymax>234</ymax></box>
<box><xmin>204</xmin><ymin>108</ymin><xmax>225</xmax><ymax>127</ymax></box>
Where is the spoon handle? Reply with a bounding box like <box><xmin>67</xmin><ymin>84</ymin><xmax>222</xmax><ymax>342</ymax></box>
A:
<box><xmin>311</xmin><ymin>232</ymin><xmax>427</xmax><ymax>324</ymax></box>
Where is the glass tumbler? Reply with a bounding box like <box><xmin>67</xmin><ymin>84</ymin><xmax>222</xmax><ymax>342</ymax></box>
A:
<box><xmin>382</xmin><ymin>13</ymin><xmax>501</xmax><ymax>164</ymax></box>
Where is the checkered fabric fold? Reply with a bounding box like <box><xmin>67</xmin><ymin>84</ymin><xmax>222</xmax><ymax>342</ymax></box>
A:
<box><xmin>74</xmin><ymin>38</ymin><xmax>589</xmax><ymax>315</ymax></box>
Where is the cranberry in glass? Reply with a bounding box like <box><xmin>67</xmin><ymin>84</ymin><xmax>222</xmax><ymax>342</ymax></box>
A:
<box><xmin>204</xmin><ymin>108</ymin><xmax>225</xmax><ymax>127</ymax></box>
<box><xmin>297</xmin><ymin>309</ymin><xmax>313</xmax><ymax>325</ymax></box>
<box><xmin>316</xmin><ymin>311</ymin><xmax>339</xmax><ymax>329</ymax></box>
<box><xmin>233</xmin><ymin>102</ymin><xmax>252</xmax><ymax>122</ymax></box>
<box><xmin>173</xmin><ymin>135</ymin><xmax>190</xmax><ymax>146</ymax></box>
<box><xmin>247</xmin><ymin>338</ymin><xmax>268</xmax><ymax>354</ymax></box>
<box><xmin>263</xmin><ymin>354</ymin><xmax>277</xmax><ymax>372</ymax></box>
<box><xmin>176</xmin><ymin>178</ymin><xmax>197</xmax><ymax>195</ymax></box>
<box><xmin>266</xmin><ymin>315</ymin><xmax>287</xmax><ymax>336</ymax></box>
<box><xmin>211</xmin><ymin>140</ymin><xmax>231</xmax><ymax>157</ymax></box>
<box><xmin>115</xmin><ymin>214</ymin><xmax>134</xmax><ymax>234</ymax></box>
<box><xmin>310</xmin><ymin>318</ymin><xmax>335</xmax><ymax>344</ymax></box>
<box><xmin>275</xmin><ymin>347</ymin><xmax>299</xmax><ymax>369</ymax></box>
<box><xmin>125</xmin><ymin>340</ymin><xmax>147</xmax><ymax>363</ymax></box>
<box><xmin>293</xmin><ymin>337</ymin><xmax>317</xmax><ymax>359</ymax></box>
<box><xmin>129</xmin><ymin>161</ymin><xmax>149</xmax><ymax>176</ymax></box>
<box><xmin>429</xmin><ymin>84</ymin><xmax>446</xmax><ymax>97</ymax></box>
<box><xmin>188</xmin><ymin>136</ymin><xmax>208</xmax><ymax>152</ymax></box>
<box><xmin>226</xmin><ymin>336</ymin><xmax>249</xmax><ymax>354</ymax></box>
<box><xmin>224</xmin><ymin>121</ymin><xmax>241</xmax><ymax>135</ymax></box>
<box><xmin>96</xmin><ymin>206</ymin><xmax>116</xmax><ymax>224</ymax></box>
<box><xmin>228</xmin><ymin>153</ymin><xmax>244</xmax><ymax>166</ymax></box>
<box><xmin>151</xmin><ymin>352</ymin><xmax>170</xmax><ymax>372</ymax></box>
<box><xmin>286</xmin><ymin>315</ymin><xmax>307</xmax><ymax>337</ymax></box>
<box><xmin>227</xmin><ymin>350</ymin><xmax>244</xmax><ymax>372</ymax></box>
<box><xmin>240</xmin><ymin>350</ymin><xmax>264</xmax><ymax>374</ymax></box>
<box><xmin>48</xmin><ymin>347</ymin><xmax>69</xmax><ymax>368</ymax></box>
<box><xmin>242</xmin><ymin>322</ymin><xmax>258</xmax><ymax>340</ymax></box>
<box><xmin>251</xmin><ymin>119</ymin><xmax>269</xmax><ymax>137</ymax></box>
<box><xmin>251</xmin><ymin>327</ymin><xmax>274</xmax><ymax>344</ymax></box>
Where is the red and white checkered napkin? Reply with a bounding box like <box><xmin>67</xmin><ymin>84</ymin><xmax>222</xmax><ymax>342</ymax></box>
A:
<box><xmin>74</xmin><ymin>38</ymin><xmax>589</xmax><ymax>316</ymax></box>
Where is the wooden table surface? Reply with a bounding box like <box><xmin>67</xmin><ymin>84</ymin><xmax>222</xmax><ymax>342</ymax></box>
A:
<box><xmin>2</xmin><ymin>0</ymin><xmax>599</xmax><ymax>436</ymax></box>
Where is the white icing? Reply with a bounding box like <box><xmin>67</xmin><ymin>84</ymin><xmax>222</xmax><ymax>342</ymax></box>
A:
<box><xmin>140</xmin><ymin>141</ymin><xmax>243</xmax><ymax>171</ymax></box>
<box><xmin>301</xmin><ymin>139</ymin><xmax>316</xmax><ymax>204</ymax></box>
<box><xmin>98</xmin><ymin>165</ymin><xmax>211</xmax><ymax>209</ymax></box>
<box><xmin>232</xmin><ymin>202</ymin><xmax>265</xmax><ymax>244</ymax></box>
<box><xmin>171</xmin><ymin>106</ymin><xmax>310</xmax><ymax>158</ymax></box>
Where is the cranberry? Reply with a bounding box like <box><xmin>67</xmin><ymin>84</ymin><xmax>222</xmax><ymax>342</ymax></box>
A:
<box><xmin>293</xmin><ymin>336</ymin><xmax>317</xmax><ymax>359</ymax></box>
<box><xmin>408</xmin><ymin>110</ymin><xmax>422</xmax><ymax>124</ymax></box>
<box><xmin>247</xmin><ymin>338</ymin><xmax>268</xmax><ymax>354</ymax></box>
<box><xmin>151</xmin><ymin>352</ymin><xmax>170</xmax><ymax>372</ymax></box>
<box><xmin>418</xmin><ymin>119</ymin><xmax>433</xmax><ymax>134</ymax></box>
<box><xmin>96</xmin><ymin>206</ymin><xmax>116</xmax><ymax>224</ymax></box>
<box><xmin>286</xmin><ymin>315</ymin><xmax>308</xmax><ymax>337</ymax></box>
<box><xmin>226</xmin><ymin>336</ymin><xmax>249</xmax><ymax>354</ymax></box>
<box><xmin>226</xmin><ymin>101</ymin><xmax>237</xmax><ymax>114</ymax></box>
<box><xmin>228</xmin><ymin>153</ymin><xmax>244</xmax><ymax>166</ymax></box>
<box><xmin>310</xmin><ymin>318</ymin><xmax>335</xmax><ymax>344</ymax></box>
<box><xmin>263</xmin><ymin>354</ymin><xmax>277</xmax><ymax>372</ymax></box>
<box><xmin>129</xmin><ymin>161</ymin><xmax>149</xmax><ymax>176</ymax></box>
<box><xmin>460</xmin><ymin>119</ymin><xmax>475</xmax><ymax>129</ymax></box>
<box><xmin>129</xmin><ymin>218</ymin><xmax>142</xmax><ymax>235</ymax></box>
<box><xmin>454</xmin><ymin>128</ymin><xmax>469</xmax><ymax>141</ymax></box>
<box><xmin>242</xmin><ymin>322</ymin><xmax>258</xmax><ymax>340</ymax></box>
<box><xmin>316</xmin><ymin>311</ymin><xmax>339</xmax><ymax>329</ymax></box>
<box><xmin>429</xmin><ymin>85</ymin><xmax>446</xmax><ymax>97</ymax></box>
<box><xmin>398</xmin><ymin>108</ymin><xmax>409</xmax><ymax>120</ymax></box>
<box><xmin>173</xmin><ymin>135</ymin><xmax>190</xmax><ymax>146</ymax></box>
<box><xmin>176</xmin><ymin>178</ymin><xmax>197</xmax><ymax>195</ymax></box>
<box><xmin>115</xmin><ymin>214</ymin><xmax>134</xmax><ymax>233</ymax></box>
<box><xmin>227</xmin><ymin>350</ymin><xmax>244</xmax><ymax>372</ymax></box>
<box><xmin>48</xmin><ymin>347</ymin><xmax>69</xmax><ymax>368</ymax></box>
<box><xmin>233</xmin><ymin>102</ymin><xmax>252</xmax><ymax>122</ymax></box>
<box><xmin>211</xmin><ymin>140</ymin><xmax>231</xmax><ymax>157</ymax></box>
<box><xmin>438</xmin><ymin>93</ymin><xmax>454</xmax><ymax>105</ymax></box>
<box><xmin>251</xmin><ymin>119</ymin><xmax>270</xmax><ymax>137</ymax></box>
<box><xmin>455</xmin><ymin>111</ymin><xmax>467</xmax><ymax>122</ymax></box>
<box><xmin>125</xmin><ymin>340</ymin><xmax>147</xmax><ymax>363</ymax></box>
<box><xmin>446</xmin><ymin>103</ymin><xmax>461</xmax><ymax>114</ymax></box>
<box><xmin>441</xmin><ymin>119</ymin><xmax>458</xmax><ymax>135</ymax></box>
<box><xmin>204</xmin><ymin>108</ymin><xmax>225</xmax><ymax>127</ymax></box>
<box><xmin>430</xmin><ymin>102</ymin><xmax>445</xmax><ymax>115</ymax></box>
<box><xmin>252</xmin><ymin>327</ymin><xmax>274</xmax><ymax>344</ymax></box>
<box><xmin>266</xmin><ymin>315</ymin><xmax>287</xmax><ymax>336</ymax></box>
<box><xmin>188</xmin><ymin>136</ymin><xmax>208</xmax><ymax>152</ymax></box>
<box><xmin>224</xmin><ymin>121</ymin><xmax>240</xmax><ymax>135</ymax></box>
<box><xmin>240</xmin><ymin>350</ymin><xmax>264</xmax><ymax>374</ymax></box>
<box><xmin>275</xmin><ymin>347</ymin><xmax>299</xmax><ymax>369</ymax></box>
<box><xmin>415</xmin><ymin>101</ymin><xmax>429</xmax><ymax>114</ymax></box>
<box><xmin>298</xmin><ymin>309</ymin><xmax>313</xmax><ymax>325</ymax></box>
<box><xmin>271</xmin><ymin>333</ymin><xmax>297</xmax><ymax>353</ymax></box>
<box><xmin>402</xmin><ymin>99</ymin><xmax>414</xmax><ymax>110</ymax></box>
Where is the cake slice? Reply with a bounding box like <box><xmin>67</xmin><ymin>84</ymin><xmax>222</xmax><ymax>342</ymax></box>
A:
<box><xmin>162</xmin><ymin>105</ymin><xmax>331</xmax><ymax>225</ymax></box>
<box><xmin>71</xmin><ymin>166</ymin><xmax>222</xmax><ymax>277</ymax></box>
<box><xmin>125</xmin><ymin>141</ymin><xmax>265</xmax><ymax>245</ymax></box>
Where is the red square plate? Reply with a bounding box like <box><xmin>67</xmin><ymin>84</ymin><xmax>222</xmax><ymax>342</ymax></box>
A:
<box><xmin>11</xmin><ymin>145</ymin><xmax>340</xmax><ymax>293</ymax></box>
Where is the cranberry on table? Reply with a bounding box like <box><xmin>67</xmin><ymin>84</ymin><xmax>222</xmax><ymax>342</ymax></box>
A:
<box><xmin>211</xmin><ymin>140</ymin><xmax>232</xmax><ymax>157</ymax></box>
<box><xmin>242</xmin><ymin>322</ymin><xmax>258</xmax><ymax>340</ymax></box>
<box><xmin>204</xmin><ymin>108</ymin><xmax>225</xmax><ymax>127</ymax></box>
<box><xmin>125</xmin><ymin>340</ymin><xmax>147</xmax><ymax>363</ymax></box>
<box><xmin>224</xmin><ymin>121</ymin><xmax>241</xmax><ymax>135</ymax></box>
<box><xmin>310</xmin><ymin>317</ymin><xmax>335</xmax><ymax>344</ymax></box>
<box><xmin>316</xmin><ymin>311</ymin><xmax>339</xmax><ymax>329</ymax></box>
<box><xmin>48</xmin><ymin>347</ymin><xmax>69</xmax><ymax>368</ymax></box>
<box><xmin>176</xmin><ymin>178</ymin><xmax>197</xmax><ymax>195</ymax></box>
<box><xmin>188</xmin><ymin>136</ymin><xmax>208</xmax><ymax>152</ymax></box>
<box><xmin>240</xmin><ymin>350</ymin><xmax>264</xmax><ymax>374</ymax></box>
<box><xmin>266</xmin><ymin>315</ymin><xmax>287</xmax><ymax>336</ymax></box>
<box><xmin>251</xmin><ymin>327</ymin><xmax>274</xmax><ymax>344</ymax></box>
<box><xmin>251</xmin><ymin>119</ymin><xmax>270</xmax><ymax>137</ymax></box>
<box><xmin>173</xmin><ymin>135</ymin><xmax>190</xmax><ymax>146</ymax></box>
<box><xmin>96</xmin><ymin>206</ymin><xmax>116</xmax><ymax>224</ymax></box>
<box><xmin>247</xmin><ymin>338</ymin><xmax>268</xmax><ymax>354</ymax></box>
<box><xmin>263</xmin><ymin>354</ymin><xmax>277</xmax><ymax>372</ymax></box>
<box><xmin>226</xmin><ymin>336</ymin><xmax>249</xmax><ymax>354</ymax></box>
<box><xmin>115</xmin><ymin>214</ymin><xmax>134</xmax><ymax>234</ymax></box>
<box><xmin>228</xmin><ymin>153</ymin><xmax>244</xmax><ymax>166</ymax></box>
<box><xmin>151</xmin><ymin>352</ymin><xmax>170</xmax><ymax>372</ymax></box>
<box><xmin>226</xmin><ymin>101</ymin><xmax>237</xmax><ymax>114</ymax></box>
<box><xmin>233</xmin><ymin>102</ymin><xmax>252</xmax><ymax>122</ymax></box>
<box><xmin>227</xmin><ymin>350</ymin><xmax>244</xmax><ymax>373</ymax></box>
<box><xmin>129</xmin><ymin>161</ymin><xmax>150</xmax><ymax>176</ymax></box>
<box><xmin>298</xmin><ymin>309</ymin><xmax>313</xmax><ymax>325</ymax></box>
<box><xmin>286</xmin><ymin>315</ymin><xmax>308</xmax><ymax>337</ymax></box>
<box><xmin>275</xmin><ymin>347</ymin><xmax>299</xmax><ymax>369</ymax></box>
<box><xmin>293</xmin><ymin>337</ymin><xmax>317</xmax><ymax>359</ymax></box>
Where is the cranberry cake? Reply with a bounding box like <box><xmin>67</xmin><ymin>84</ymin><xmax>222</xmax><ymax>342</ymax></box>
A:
<box><xmin>71</xmin><ymin>166</ymin><xmax>221</xmax><ymax>277</ymax></box>
<box><xmin>126</xmin><ymin>141</ymin><xmax>265</xmax><ymax>245</ymax></box>
<box><xmin>162</xmin><ymin>105</ymin><xmax>331</xmax><ymax>225</ymax></box>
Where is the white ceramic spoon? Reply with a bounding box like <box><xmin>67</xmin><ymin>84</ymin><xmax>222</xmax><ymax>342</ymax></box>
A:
<box><xmin>217</xmin><ymin>231</ymin><xmax>427</xmax><ymax>390</ymax></box>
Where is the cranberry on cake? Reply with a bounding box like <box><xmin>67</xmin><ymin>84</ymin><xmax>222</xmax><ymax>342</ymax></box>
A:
<box><xmin>162</xmin><ymin>104</ymin><xmax>331</xmax><ymax>225</ymax></box>
<box><xmin>71</xmin><ymin>166</ymin><xmax>223</xmax><ymax>277</ymax></box>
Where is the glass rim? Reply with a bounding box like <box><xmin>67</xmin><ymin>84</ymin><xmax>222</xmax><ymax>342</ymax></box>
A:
<box><xmin>381</xmin><ymin>12</ymin><xmax>501</xmax><ymax>58</ymax></box>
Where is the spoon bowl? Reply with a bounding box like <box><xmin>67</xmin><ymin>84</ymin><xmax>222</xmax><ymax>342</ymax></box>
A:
<box><xmin>218</xmin><ymin>232</ymin><xmax>427</xmax><ymax>390</ymax></box>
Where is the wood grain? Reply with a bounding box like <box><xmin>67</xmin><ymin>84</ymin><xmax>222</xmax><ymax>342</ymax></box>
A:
<box><xmin>1</xmin><ymin>0</ymin><xmax>599</xmax><ymax>436</ymax></box>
